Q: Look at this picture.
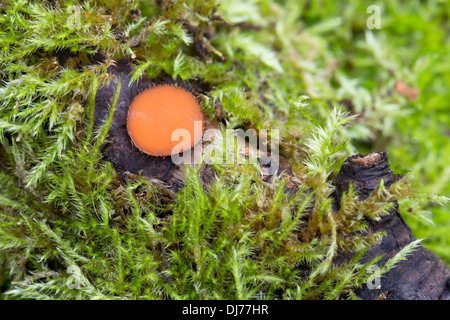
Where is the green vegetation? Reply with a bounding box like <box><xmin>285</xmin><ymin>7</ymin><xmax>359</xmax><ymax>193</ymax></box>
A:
<box><xmin>0</xmin><ymin>0</ymin><xmax>448</xmax><ymax>299</ymax></box>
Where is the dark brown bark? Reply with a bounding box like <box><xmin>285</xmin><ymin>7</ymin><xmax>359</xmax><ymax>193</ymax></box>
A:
<box><xmin>92</xmin><ymin>59</ymin><xmax>449</xmax><ymax>300</ymax></box>
<box><xmin>333</xmin><ymin>152</ymin><xmax>450</xmax><ymax>300</ymax></box>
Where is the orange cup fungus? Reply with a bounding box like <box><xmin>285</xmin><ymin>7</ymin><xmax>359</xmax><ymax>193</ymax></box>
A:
<box><xmin>127</xmin><ymin>85</ymin><xmax>204</xmax><ymax>156</ymax></box>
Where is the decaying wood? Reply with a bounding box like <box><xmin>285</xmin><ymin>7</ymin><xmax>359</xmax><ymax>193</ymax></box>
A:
<box><xmin>93</xmin><ymin>59</ymin><xmax>449</xmax><ymax>300</ymax></box>
<box><xmin>333</xmin><ymin>152</ymin><xmax>450</xmax><ymax>300</ymax></box>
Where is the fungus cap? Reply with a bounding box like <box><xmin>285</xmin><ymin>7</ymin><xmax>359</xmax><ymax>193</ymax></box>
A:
<box><xmin>127</xmin><ymin>85</ymin><xmax>204</xmax><ymax>156</ymax></box>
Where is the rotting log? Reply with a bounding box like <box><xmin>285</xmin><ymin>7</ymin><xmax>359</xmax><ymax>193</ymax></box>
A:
<box><xmin>332</xmin><ymin>152</ymin><xmax>450</xmax><ymax>300</ymax></box>
<box><xmin>91</xmin><ymin>58</ymin><xmax>449</xmax><ymax>300</ymax></box>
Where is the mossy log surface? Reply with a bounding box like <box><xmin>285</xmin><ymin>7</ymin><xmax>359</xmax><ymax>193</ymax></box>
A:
<box><xmin>333</xmin><ymin>152</ymin><xmax>450</xmax><ymax>300</ymax></box>
<box><xmin>93</xmin><ymin>58</ymin><xmax>449</xmax><ymax>300</ymax></box>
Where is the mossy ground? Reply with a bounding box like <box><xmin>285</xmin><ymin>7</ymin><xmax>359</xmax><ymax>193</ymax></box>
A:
<box><xmin>0</xmin><ymin>0</ymin><xmax>448</xmax><ymax>299</ymax></box>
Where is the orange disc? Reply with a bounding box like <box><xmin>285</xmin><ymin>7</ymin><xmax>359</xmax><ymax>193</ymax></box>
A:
<box><xmin>127</xmin><ymin>85</ymin><xmax>204</xmax><ymax>156</ymax></box>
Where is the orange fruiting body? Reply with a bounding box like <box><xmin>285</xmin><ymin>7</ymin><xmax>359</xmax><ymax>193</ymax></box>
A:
<box><xmin>127</xmin><ymin>85</ymin><xmax>204</xmax><ymax>156</ymax></box>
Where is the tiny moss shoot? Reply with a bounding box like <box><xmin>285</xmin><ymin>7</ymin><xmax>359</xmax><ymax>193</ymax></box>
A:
<box><xmin>127</xmin><ymin>85</ymin><xmax>204</xmax><ymax>156</ymax></box>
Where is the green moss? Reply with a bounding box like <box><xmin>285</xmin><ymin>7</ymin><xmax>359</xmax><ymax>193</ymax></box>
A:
<box><xmin>0</xmin><ymin>0</ymin><xmax>448</xmax><ymax>299</ymax></box>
